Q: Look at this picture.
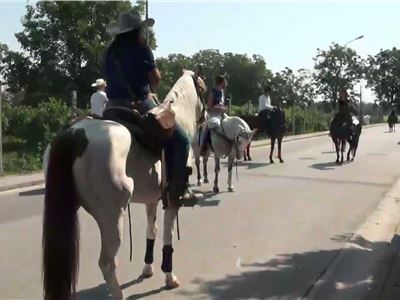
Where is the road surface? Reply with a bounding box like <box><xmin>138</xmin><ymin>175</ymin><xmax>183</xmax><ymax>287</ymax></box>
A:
<box><xmin>1</xmin><ymin>125</ymin><xmax>399</xmax><ymax>299</ymax></box>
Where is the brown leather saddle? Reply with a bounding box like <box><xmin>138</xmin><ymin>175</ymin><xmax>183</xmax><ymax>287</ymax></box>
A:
<box><xmin>102</xmin><ymin>105</ymin><xmax>173</xmax><ymax>155</ymax></box>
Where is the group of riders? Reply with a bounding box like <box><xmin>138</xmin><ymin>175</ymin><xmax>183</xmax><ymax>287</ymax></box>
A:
<box><xmin>82</xmin><ymin>12</ymin><xmax>379</xmax><ymax>205</ymax></box>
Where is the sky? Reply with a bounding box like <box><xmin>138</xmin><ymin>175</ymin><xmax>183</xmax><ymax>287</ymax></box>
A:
<box><xmin>1</xmin><ymin>0</ymin><xmax>400</xmax><ymax>103</ymax></box>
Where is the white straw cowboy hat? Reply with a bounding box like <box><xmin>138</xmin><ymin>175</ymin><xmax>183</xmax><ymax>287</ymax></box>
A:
<box><xmin>106</xmin><ymin>12</ymin><xmax>155</xmax><ymax>35</ymax></box>
<box><xmin>91</xmin><ymin>79</ymin><xmax>107</xmax><ymax>87</ymax></box>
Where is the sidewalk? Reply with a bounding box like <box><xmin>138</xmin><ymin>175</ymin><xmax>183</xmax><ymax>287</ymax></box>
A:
<box><xmin>0</xmin><ymin>172</ymin><xmax>45</xmax><ymax>192</ymax></box>
<box><xmin>0</xmin><ymin>123</ymin><xmax>384</xmax><ymax>193</ymax></box>
<box><xmin>373</xmin><ymin>225</ymin><xmax>400</xmax><ymax>300</ymax></box>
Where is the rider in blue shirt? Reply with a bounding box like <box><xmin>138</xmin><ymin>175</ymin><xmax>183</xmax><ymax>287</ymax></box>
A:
<box><xmin>104</xmin><ymin>13</ymin><xmax>193</xmax><ymax>206</ymax></box>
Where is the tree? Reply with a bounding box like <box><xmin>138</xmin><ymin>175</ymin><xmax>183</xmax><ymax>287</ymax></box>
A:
<box><xmin>4</xmin><ymin>1</ymin><xmax>155</xmax><ymax>106</ymax></box>
<box><xmin>313</xmin><ymin>42</ymin><xmax>364</xmax><ymax>109</ymax></box>
<box><xmin>156</xmin><ymin>50</ymin><xmax>272</xmax><ymax>107</ymax></box>
<box><xmin>366</xmin><ymin>47</ymin><xmax>400</xmax><ymax>108</ymax></box>
<box><xmin>268</xmin><ymin>68</ymin><xmax>315</xmax><ymax>107</ymax></box>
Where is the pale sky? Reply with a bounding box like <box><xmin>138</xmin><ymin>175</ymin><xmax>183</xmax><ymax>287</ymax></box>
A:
<box><xmin>1</xmin><ymin>0</ymin><xmax>400</xmax><ymax>102</ymax></box>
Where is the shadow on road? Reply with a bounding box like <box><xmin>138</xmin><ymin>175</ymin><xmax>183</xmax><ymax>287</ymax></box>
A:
<box><xmin>309</xmin><ymin>162</ymin><xmax>339</xmax><ymax>171</ymax></box>
<box><xmin>182</xmin><ymin>190</ymin><xmax>221</xmax><ymax>208</ymax></box>
<box><xmin>19</xmin><ymin>188</ymin><xmax>45</xmax><ymax>196</ymax></box>
<box><xmin>221</xmin><ymin>161</ymin><xmax>270</xmax><ymax>170</ymax></box>
<box><xmin>77</xmin><ymin>283</ymin><xmax>110</xmax><ymax>299</ymax></box>
<box><xmin>177</xmin><ymin>234</ymin><xmax>399</xmax><ymax>300</ymax></box>
<box><xmin>321</xmin><ymin>151</ymin><xmax>336</xmax><ymax>154</ymax></box>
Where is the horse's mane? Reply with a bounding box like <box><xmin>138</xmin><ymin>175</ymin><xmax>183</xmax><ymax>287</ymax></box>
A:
<box><xmin>162</xmin><ymin>70</ymin><xmax>201</xmax><ymax>137</ymax></box>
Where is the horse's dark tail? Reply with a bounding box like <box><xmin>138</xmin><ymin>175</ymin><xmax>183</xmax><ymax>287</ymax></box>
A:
<box><xmin>42</xmin><ymin>128</ymin><xmax>86</xmax><ymax>300</ymax></box>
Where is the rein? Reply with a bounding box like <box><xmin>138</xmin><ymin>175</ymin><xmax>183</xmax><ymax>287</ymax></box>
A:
<box><xmin>191</xmin><ymin>75</ymin><xmax>207</xmax><ymax>125</ymax></box>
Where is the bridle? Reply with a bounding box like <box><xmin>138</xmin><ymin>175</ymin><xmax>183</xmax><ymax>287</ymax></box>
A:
<box><xmin>191</xmin><ymin>74</ymin><xmax>207</xmax><ymax>126</ymax></box>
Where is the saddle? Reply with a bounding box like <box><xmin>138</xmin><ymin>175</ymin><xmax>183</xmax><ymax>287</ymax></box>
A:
<box><xmin>102</xmin><ymin>102</ymin><xmax>175</xmax><ymax>154</ymax></box>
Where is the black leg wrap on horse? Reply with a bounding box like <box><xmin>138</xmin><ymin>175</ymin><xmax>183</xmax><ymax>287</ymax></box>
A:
<box><xmin>161</xmin><ymin>245</ymin><xmax>174</xmax><ymax>273</ymax></box>
<box><xmin>145</xmin><ymin>239</ymin><xmax>155</xmax><ymax>264</ymax></box>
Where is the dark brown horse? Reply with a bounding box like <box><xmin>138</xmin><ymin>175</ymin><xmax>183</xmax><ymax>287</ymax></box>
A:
<box><xmin>388</xmin><ymin>109</ymin><xmax>398</xmax><ymax>133</ymax></box>
<box><xmin>241</xmin><ymin>109</ymin><xmax>286</xmax><ymax>163</ymax></box>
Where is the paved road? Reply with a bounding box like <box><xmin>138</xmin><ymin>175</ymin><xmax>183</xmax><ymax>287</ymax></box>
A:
<box><xmin>1</xmin><ymin>125</ymin><xmax>399</xmax><ymax>299</ymax></box>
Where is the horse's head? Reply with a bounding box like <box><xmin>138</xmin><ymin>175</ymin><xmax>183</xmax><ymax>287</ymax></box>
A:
<box><xmin>235</xmin><ymin>126</ymin><xmax>257</xmax><ymax>160</ymax></box>
<box><xmin>224</xmin><ymin>117</ymin><xmax>257</xmax><ymax>160</ymax></box>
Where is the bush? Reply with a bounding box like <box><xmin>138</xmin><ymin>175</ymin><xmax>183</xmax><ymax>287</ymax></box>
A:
<box><xmin>2</xmin><ymin>98</ymin><xmax>81</xmax><ymax>174</ymax></box>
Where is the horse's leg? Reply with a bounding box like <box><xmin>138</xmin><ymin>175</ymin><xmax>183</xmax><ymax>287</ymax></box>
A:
<box><xmin>227</xmin><ymin>156</ymin><xmax>234</xmax><ymax>192</ymax></box>
<box><xmin>352</xmin><ymin>140</ymin><xmax>358</xmax><ymax>161</ymax></box>
<box><xmin>97</xmin><ymin>212</ymin><xmax>125</xmax><ymax>300</ymax></box>
<box><xmin>269</xmin><ymin>137</ymin><xmax>275</xmax><ymax>164</ymax></box>
<box><xmin>347</xmin><ymin>143</ymin><xmax>351</xmax><ymax>161</ymax></box>
<box><xmin>278</xmin><ymin>135</ymin><xmax>284</xmax><ymax>163</ymax></box>
<box><xmin>213</xmin><ymin>156</ymin><xmax>220</xmax><ymax>193</ymax></box>
<box><xmin>203</xmin><ymin>154</ymin><xmax>209</xmax><ymax>184</ymax></box>
<box><xmin>340</xmin><ymin>139</ymin><xmax>345</xmax><ymax>165</ymax></box>
<box><xmin>142</xmin><ymin>202</ymin><xmax>158</xmax><ymax>278</ymax></box>
<box><xmin>162</xmin><ymin>206</ymin><xmax>180</xmax><ymax>289</ymax></box>
<box><xmin>195</xmin><ymin>157</ymin><xmax>202</xmax><ymax>186</ymax></box>
<box><xmin>334</xmin><ymin>139</ymin><xmax>340</xmax><ymax>164</ymax></box>
<box><xmin>247</xmin><ymin>143</ymin><xmax>252</xmax><ymax>161</ymax></box>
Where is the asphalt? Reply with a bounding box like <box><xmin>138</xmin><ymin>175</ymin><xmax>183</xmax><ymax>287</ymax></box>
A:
<box><xmin>0</xmin><ymin>124</ymin><xmax>399</xmax><ymax>299</ymax></box>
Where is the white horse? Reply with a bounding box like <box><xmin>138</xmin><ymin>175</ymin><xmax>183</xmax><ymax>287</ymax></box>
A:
<box><xmin>192</xmin><ymin>116</ymin><xmax>256</xmax><ymax>193</ymax></box>
<box><xmin>42</xmin><ymin>70</ymin><xmax>206</xmax><ymax>300</ymax></box>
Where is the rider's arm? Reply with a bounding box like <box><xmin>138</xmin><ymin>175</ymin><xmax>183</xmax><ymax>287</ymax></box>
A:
<box><xmin>143</xmin><ymin>46</ymin><xmax>161</xmax><ymax>91</ymax></box>
<box><xmin>148</xmin><ymin>68</ymin><xmax>161</xmax><ymax>91</ymax></box>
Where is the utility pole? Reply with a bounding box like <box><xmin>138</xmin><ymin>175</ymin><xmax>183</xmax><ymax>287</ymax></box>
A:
<box><xmin>0</xmin><ymin>81</ymin><xmax>3</xmax><ymax>175</ymax></box>
<box><xmin>145</xmin><ymin>0</ymin><xmax>149</xmax><ymax>44</ymax></box>
<box><xmin>359</xmin><ymin>83</ymin><xmax>363</xmax><ymax>123</ymax></box>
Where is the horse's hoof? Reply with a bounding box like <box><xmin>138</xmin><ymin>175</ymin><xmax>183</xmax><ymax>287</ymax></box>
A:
<box><xmin>228</xmin><ymin>186</ymin><xmax>235</xmax><ymax>192</ymax></box>
<box><xmin>197</xmin><ymin>181</ymin><xmax>202</xmax><ymax>187</ymax></box>
<box><xmin>279</xmin><ymin>158</ymin><xmax>284</xmax><ymax>163</ymax></box>
<box><xmin>165</xmin><ymin>274</ymin><xmax>180</xmax><ymax>289</ymax></box>
<box><xmin>204</xmin><ymin>178</ymin><xmax>209</xmax><ymax>184</ymax></box>
<box><xmin>248</xmin><ymin>157</ymin><xmax>252</xmax><ymax>161</ymax></box>
<box><xmin>142</xmin><ymin>264</ymin><xmax>154</xmax><ymax>278</ymax></box>
<box><xmin>336</xmin><ymin>160</ymin><xmax>340</xmax><ymax>165</ymax></box>
<box><xmin>213</xmin><ymin>186</ymin><xmax>219</xmax><ymax>193</ymax></box>
<box><xmin>270</xmin><ymin>159</ymin><xmax>274</xmax><ymax>164</ymax></box>
<box><xmin>244</xmin><ymin>157</ymin><xmax>248</xmax><ymax>161</ymax></box>
<box><xmin>351</xmin><ymin>158</ymin><xmax>355</xmax><ymax>161</ymax></box>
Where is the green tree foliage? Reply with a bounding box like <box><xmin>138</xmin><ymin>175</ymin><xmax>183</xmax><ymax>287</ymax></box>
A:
<box><xmin>156</xmin><ymin>49</ymin><xmax>272</xmax><ymax>106</ymax></box>
<box><xmin>268</xmin><ymin>68</ymin><xmax>315</xmax><ymax>108</ymax></box>
<box><xmin>366</xmin><ymin>47</ymin><xmax>400</xmax><ymax>108</ymax></box>
<box><xmin>313</xmin><ymin>43</ymin><xmax>364</xmax><ymax>107</ymax></box>
<box><xmin>2</xmin><ymin>1</ymin><xmax>154</xmax><ymax>107</ymax></box>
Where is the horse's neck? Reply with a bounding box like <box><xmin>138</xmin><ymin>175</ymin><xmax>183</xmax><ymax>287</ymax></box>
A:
<box><xmin>164</xmin><ymin>76</ymin><xmax>199</xmax><ymax>138</ymax></box>
<box><xmin>221</xmin><ymin>117</ymin><xmax>246</xmax><ymax>139</ymax></box>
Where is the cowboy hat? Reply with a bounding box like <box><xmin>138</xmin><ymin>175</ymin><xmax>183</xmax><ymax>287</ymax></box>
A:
<box><xmin>106</xmin><ymin>12</ymin><xmax>155</xmax><ymax>35</ymax></box>
<box><xmin>91</xmin><ymin>79</ymin><xmax>107</xmax><ymax>87</ymax></box>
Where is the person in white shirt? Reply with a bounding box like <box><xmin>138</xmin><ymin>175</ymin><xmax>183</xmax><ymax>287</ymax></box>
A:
<box><xmin>258</xmin><ymin>86</ymin><xmax>273</xmax><ymax>113</ymax></box>
<box><xmin>258</xmin><ymin>86</ymin><xmax>276</xmax><ymax>132</ymax></box>
<box><xmin>90</xmin><ymin>79</ymin><xmax>108</xmax><ymax>117</ymax></box>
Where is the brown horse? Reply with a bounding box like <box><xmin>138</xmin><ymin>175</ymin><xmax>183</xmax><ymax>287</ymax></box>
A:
<box><xmin>241</xmin><ymin>109</ymin><xmax>286</xmax><ymax>163</ymax></box>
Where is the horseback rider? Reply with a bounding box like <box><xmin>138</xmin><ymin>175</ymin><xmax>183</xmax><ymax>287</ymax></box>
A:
<box><xmin>103</xmin><ymin>12</ymin><xmax>193</xmax><ymax>205</ymax></box>
<box><xmin>200</xmin><ymin>74</ymin><xmax>228</xmax><ymax>155</ymax></box>
<box><xmin>258</xmin><ymin>86</ymin><xmax>274</xmax><ymax>115</ymax></box>
<box><xmin>336</xmin><ymin>89</ymin><xmax>355</xmax><ymax>125</ymax></box>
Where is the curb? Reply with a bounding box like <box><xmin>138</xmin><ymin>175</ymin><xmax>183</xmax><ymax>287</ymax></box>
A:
<box><xmin>306</xmin><ymin>177</ymin><xmax>400</xmax><ymax>299</ymax></box>
<box><xmin>0</xmin><ymin>179</ymin><xmax>45</xmax><ymax>193</ymax></box>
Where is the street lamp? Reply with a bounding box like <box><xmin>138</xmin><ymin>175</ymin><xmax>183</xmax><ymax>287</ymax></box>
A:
<box><xmin>344</xmin><ymin>35</ymin><xmax>364</xmax><ymax>47</ymax></box>
<box><xmin>335</xmin><ymin>35</ymin><xmax>364</xmax><ymax>112</ymax></box>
